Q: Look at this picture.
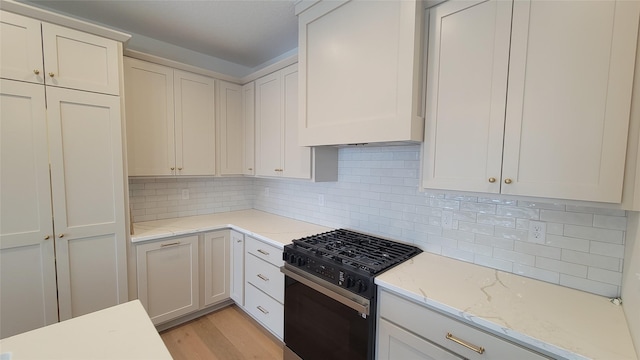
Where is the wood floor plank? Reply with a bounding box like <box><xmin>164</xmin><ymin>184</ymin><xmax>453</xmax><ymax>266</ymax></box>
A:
<box><xmin>160</xmin><ymin>305</ymin><xmax>283</xmax><ymax>360</ymax></box>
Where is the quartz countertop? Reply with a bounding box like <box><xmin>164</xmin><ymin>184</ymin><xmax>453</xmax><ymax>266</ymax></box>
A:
<box><xmin>376</xmin><ymin>252</ymin><xmax>637</xmax><ymax>360</ymax></box>
<box><xmin>131</xmin><ymin>209</ymin><xmax>333</xmax><ymax>247</ymax></box>
<box><xmin>0</xmin><ymin>300</ymin><xmax>172</xmax><ymax>360</ymax></box>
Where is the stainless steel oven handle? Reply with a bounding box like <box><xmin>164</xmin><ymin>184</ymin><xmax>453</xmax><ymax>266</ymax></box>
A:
<box><xmin>281</xmin><ymin>266</ymin><xmax>370</xmax><ymax>316</ymax></box>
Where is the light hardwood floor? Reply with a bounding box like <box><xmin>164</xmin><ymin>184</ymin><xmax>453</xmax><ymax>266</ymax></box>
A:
<box><xmin>160</xmin><ymin>305</ymin><xmax>283</xmax><ymax>360</ymax></box>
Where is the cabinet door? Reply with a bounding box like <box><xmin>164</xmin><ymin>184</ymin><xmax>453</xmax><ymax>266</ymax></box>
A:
<box><xmin>378</xmin><ymin>319</ymin><xmax>463</xmax><ymax>360</ymax></box>
<box><xmin>137</xmin><ymin>236</ymin><xmax>199</xmax><ymax>324</ymax></box>
<box><xmin>422</xmin><ymin>0</ymin><xmax>512</xmax><ymax>194</ymax></box>
<box><xmin>124</xmin><ymin>57</ymin><xmax>175</xmax><ymax>176</ymax></box>
<box><xmin>218</xmin><ymin>81</ymin><xmax>244</xmax><ymax>175</ymax></box>
<box><xmin>42</xmin><ymin>22</ymin><xmax>120</xmax><ymax>95</ymax></box>
<box><xmin>255</xmin><ymin>71</ymin><xmax>283</xmax><ymax>176</ymax></box>
<box><xmin>230</xmin><ymin>231</ymin><xmax>245</xmax><ymax>306</ymax></box>
<box><xmin>242</xmin><ymin>82</ymin><xmax>256</xmax><ymax>176</ymax></box>
<box><xmin>0</xmin><ymin>80</ymin><xmax>58</xmax><ymax>338</ymax></box>
<box><xmin>0</xmin><ymin>11</ymin><xmax>43</xmax><ymax>84</ymax></box>
<box><xmin>174</xmin><ymin>70</ymin><xmax>216</xmax><ymax>176</ymax></box>
<box><xmin>502</xmin><ymin>0</ymin><xmax>640</xmax><ymax>202</ymax></box>
<box><xmin>46</xmin><ymin>87</ymin><xmax>128</xmax><ymax>320</ymax></box>
<box><xmin>298</xmin><ymin>0</ymin><xmax>424</xmax><ymax>146</ymax></box>
<box><xmin>281</xmin><ymin>65</ymin><xmax>311</xmax><ymax>179</ymax></box>
<box><xmin>202</xmin><ymin>231</ymin><xmax>231</xmax><ymax>307</ymax></box>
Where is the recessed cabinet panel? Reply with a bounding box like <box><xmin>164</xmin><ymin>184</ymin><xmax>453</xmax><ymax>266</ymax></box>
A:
<box><xmin>422</xmin><ymin>0</ymin><xmax>511</xmax><ymax>194</ymax></box>
<box><xmin>502</xmin><ymin>0</ymin><xmax>639</xmax><ymax>202</ymax></box>
<box><xmin>174</xmin><ymin>70</ymin><xmax>216</xmax><ymax>176</ymax></box>
<box><xmin>124</xmin><ymin>58</ymin><xmax>174</xmax><ymax>176</ymax></box>
<box><xmin>242</xmin><ymin>82</ymin><xmax>256</xmax><ymax>176</ymax></box>
<box><xmin>282</xmin><ymin>67</ymin><xmax>311</xmax><ymax>179</ymax></box>
<box><xmin>0</xmin><ymin>11</ymin><xmax>43</xmax><ymax>84</ymax></box>
<box><xmin>0</xmin><ymin>79</ymin><xmax>58</xmax><ymax>339</ymax></box>
<box><xmin>298</xmin><ymin>0</ymin><xmax>425</xmax><ymax>145</ymax></box>
<box><xmin>137</xmin><ymin>236</ymin><xmax>200</xmax><ymax>325</ymax></box>
<box><xmin>378</xmin><ymin>319</ymin><xmax>463</xmax><ymax>360</ymax></box>
<box><xmin>218</xmin><ymin>81</ymin><xmax>244</xmax><ymax>175</ymax></box>
<box><xmin>42</xmin><ymin>23</ymin><xmax>120</xmax><ymax>95</ymax></box>
<box><xmin>203</xmin><ymin>231</ymin><xmax>230</xmax><ymax>307</ymax></box>
<box><xmin>255</xmin><ymin>72</ymin><xmax>284</xmax><ymax>177</ymax></box>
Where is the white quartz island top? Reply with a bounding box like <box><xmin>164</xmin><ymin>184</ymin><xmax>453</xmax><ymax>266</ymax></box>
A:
<box><xmin>131</xmin><ymin>209</ymin><xmax>333</xmax><ymax>247</ymax></box>
<box><xmin>376</xmin><ymin>252</ymin><xmax>637</xmax><ymax>360</ymax></box>
<box><xmin>0</xmin><ymin>300</ymin><xmax>172</xmax><ymax>360</ymax></box>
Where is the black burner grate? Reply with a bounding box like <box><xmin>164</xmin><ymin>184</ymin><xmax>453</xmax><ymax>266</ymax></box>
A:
<box><xmin>292</xmin><ymin>229</ymin><xmax>421</xmax><ymax>274</ymax></box>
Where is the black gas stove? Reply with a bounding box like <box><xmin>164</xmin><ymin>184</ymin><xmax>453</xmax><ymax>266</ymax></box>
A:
<box><xmin>282</xmin><ymin>229</ymin><xmax>422</xmax><ymax>299</ymax></box>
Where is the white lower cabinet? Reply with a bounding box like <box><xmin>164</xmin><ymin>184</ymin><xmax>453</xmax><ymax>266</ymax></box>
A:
<box><xmin>378</xmin><ymin>319</ymin><xmax>463</xmax><ymax>360</ymax></box>
<box><xmin>136</xmin><ymin>230</ymin><xmax>231</xmax><ymax>325</ymax></box>
<box><xmin>243</xmin><ymin>236</ymin><xmax>284</xmax><ymax>339</ymax></box>
<box><xmin>230</xmin><ymin>231</ymin><xmax>245</xmax><ymax>306</ymax></box>
<box><xmin>377</xmin><ymin>290</ymin><xmax>550</xmax><ymax>360</ymax></box>
<box><xmin>136</xmin><ymin>235</ymin><xmax>200</xmax><ymax>325</ymax></box>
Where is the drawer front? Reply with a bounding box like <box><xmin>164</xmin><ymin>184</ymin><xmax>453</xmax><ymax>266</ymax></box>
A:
<box><xmin>245</xmin><ymin>236</ymin><xmax>283</xmax><ymax>267</ymax></box>
<box><xmin>245</xmin><ymin>253</ymin><xmax>284</xmax><ymax>303</ymax></box>
<box><xmin>245</xmin><ymin>283</ymin><xmax>284</xmax><ymax>340</ymax></box>
<box><xmin>379</xmin><ymin>291</ymin><xmax>549</xmax><ymax>360</ymax></box>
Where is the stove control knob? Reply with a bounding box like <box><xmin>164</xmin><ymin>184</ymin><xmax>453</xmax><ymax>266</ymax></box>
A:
<box><xmin>282</xmin><ymin>252</ymin><xmax>289</xmax><ymax>261</ymax></box>
<box><xmin>356</xmin><ymin>279</ymin><xmax>367</xmax><ymax>293</ymax></box>
<box><xmin>345</xmin><ymin>276</ymin><xmax>355</xmax><ymax>288</ymax></box>
<box><xmin>297</xmin><ymin>256</ymin><xmax>306</xmax><ymax>267</ymax></box>
<box><xmin>288</xmin><ymin>254</ymin><xmax>297</xmax><ymax>264</ymax></box>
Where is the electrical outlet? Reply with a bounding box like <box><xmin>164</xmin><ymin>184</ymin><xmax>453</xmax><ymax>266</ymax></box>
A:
<box><xmin>264</xmin><ymin>187</ymin><xmax>270</xmax><ymax>197</ymax></box>
<box><xmin>528</xmin><ymin>221</ymin><xmax>546</xmax><ymax>244</ymax></box>
<box><xmin>318</xmin><ymin>194</ymin><xmax>325</xmax><ymax>206</ymax></box>
<box><xmin>181</xmin><ymin>189</ymin><xmax>190</xmax><ymax>200</ymax></box>
<box><xmin>441</xmin><ymin>211</ymin><xmax>453</xmax><ymax>230</ymax></box>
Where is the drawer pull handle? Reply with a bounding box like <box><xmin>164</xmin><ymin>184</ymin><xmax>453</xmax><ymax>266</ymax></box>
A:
<box><xmin>257</xmin><ymin>249</ymin><xmax>269</xmax><ymax>256</ymax></box>
<box><xmin>257</xmin><ymin>306</ymin><xmax>269</xmax><ymax>315</ymax></box>
<box><xmin>446</xmin><ymin>333</ymin><xmax>485</xmax><ymax>354</ymax></box>
<box><xmin>161</xmin><ymin>241</ymin><xmax>181</xmax><ymax>247</ymax></box>
<box><xmin>257</xmin><ymin>274</ymin><xmax>269</xmax><ymax>281</ymax></box>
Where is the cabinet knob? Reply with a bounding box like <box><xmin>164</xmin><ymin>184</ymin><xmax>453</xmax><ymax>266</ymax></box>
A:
<box><xmin>33</xmin><ymin>69</ymin><xmax>40</xmax><ymax>75</ymax></box>
<box><xmin>236</xmin><ymin>239</ymin><xmax>242</xmax><ymax>243</ymax></box>
<box><xmin>504</xmin><ymin>178</ymin><xmax>513</xmax><ymax>184</ymax></box>
<box><xmin>44</xmin><ymin>235</ymin><xmax>50</xmax><ymax>240</ymax></box>
<box><xmin>488</xmin><ymin>177</ymin><xmax>496</xmax><ymax>183</ymax></box>
<box><xmin>58</xmin><ymin>234</ymin><xmax>64</xmax><ymax>238</ymax></box>
<box><xmin>48</xmin><ymin>72</ymin><xmax>55</xmax><ymax>78</ymax></box>
<box><xmin>248</xmin><ymin>168</ymin><xmax>253</xmax><ymax>171</ymax></box>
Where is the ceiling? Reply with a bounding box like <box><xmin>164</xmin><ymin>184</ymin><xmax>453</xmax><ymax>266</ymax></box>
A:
<box><xmin>24</xmin><ymin>0</ymin><xmax>299</xmax><ymax>68</ymax></box>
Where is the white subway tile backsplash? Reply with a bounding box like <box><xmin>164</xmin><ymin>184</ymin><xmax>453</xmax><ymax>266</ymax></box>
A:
<box><xmin>130</xmin><ymin>145</ymin><xmax>628</xmax><ymax>297</ymax></box>
<box><xmin>563</xmin><ymin>225</ymin><xmax>624</xmax><ymax>244</ymax></box>
<box><xmin>540</xmin><ymin>210</ymin><xmax>593</xmax><ymax>226</ymax></box>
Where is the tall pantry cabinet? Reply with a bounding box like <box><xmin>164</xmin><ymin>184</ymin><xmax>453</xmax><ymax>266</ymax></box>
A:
<box><xmin>0</xmin><ymin>10</ymin><xmax>129</xmax><ymax>338</ymax></box>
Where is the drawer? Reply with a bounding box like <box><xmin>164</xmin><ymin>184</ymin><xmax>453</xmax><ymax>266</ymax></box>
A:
<box><xmin>245</xmin><ymin>236</ymin><xmax>282</xmax><ymax>267</ymax></box>
<box><xmin>245</xmin><ymin>283</ymin><xmax>284</xmax><ymax>340</ymax></box>
<box><xmin>379</xmin><ymin>291</ymin><xmax>550</xmax><ymax>360</ymax></box>
<box><xmin>246</xmin><ymin>253</ymin><xmax>284</xmax><ymax>303</ymax></box>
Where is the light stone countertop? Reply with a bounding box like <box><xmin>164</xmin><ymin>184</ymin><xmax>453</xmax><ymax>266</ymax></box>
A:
<box><xmin>130</xmin><ymin>210</ymin><xmax>637</xmax><ymax>360</ymax></box>
<box><xmin>131</xmin><ymin>209</ymin><xmax>333</xmax><ymax>248</ymax></box>
<box><xmin>0</xmin><ymin>300</ymin><xmax>172</xmax><ymax>359</ymax></box>
<box><xmin>376</xmin><ymin>252</ymin><xmax>637</xmax><ymax>360</ymax></box>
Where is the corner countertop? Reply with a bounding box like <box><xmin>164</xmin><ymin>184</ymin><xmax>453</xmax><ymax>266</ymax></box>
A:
<box><xmin>131</xmin><ymin>209</ymin><xmax>333</xmax><ymax>248</ymax></box>
<box><xmin>376</xmin><ymin>252</ymin><xmax>637</xmax><ymax>360</ymax></box>
<box><xmin>0</xmin><ymin>300</ymin><xmax>172</xmax><ymax>360</ymax></box>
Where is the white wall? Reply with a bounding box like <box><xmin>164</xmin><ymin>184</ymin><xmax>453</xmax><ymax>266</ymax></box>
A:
<box><xmin>623</xmin><ymin>212</ymin><xmax>640</xmax><ymax>353</ymax></box>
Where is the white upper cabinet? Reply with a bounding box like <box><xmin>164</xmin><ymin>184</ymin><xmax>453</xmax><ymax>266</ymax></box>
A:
<box><xmin>255</xmin><ymin>64</ymin><xmax>338</xmax><ymax>181</ymax></box>
<box><xmin>217</xmin><ymin>81</ymin><xmax>244</xmax><ymax>175</ymax></box>
<box><xmin>296</xmin><ymin>0</ymin><xmax>425</xmax><ymax>146</ymax></box>
<box><xmin>0</xmin><ymin>11</ymin><xmax>120</xmax><ymax>95</ymax></box>
<box><xmin>243</xmin><ymin>82</ymin><xmax>256</xmax><ymax>176</ymax></box>
<box><xmin>422</xmin><ymin>0</ymin><xmax>512</xmax><ymax>194</ymax></box>
<box><xmin>422</xmin><ymin>0</ymin><xmax>640</xmax><ymax>203</ymax></box>
<box><xmin>124</xmin><ymin>57</ymin><xmax>216</xmax><ymax>176</ymax></box>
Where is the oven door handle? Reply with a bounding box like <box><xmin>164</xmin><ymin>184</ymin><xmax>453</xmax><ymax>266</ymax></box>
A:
<box><xmin>281</xmin><ymin>266</ymin><xmax>370</xmax><ymax>316</ymax></box>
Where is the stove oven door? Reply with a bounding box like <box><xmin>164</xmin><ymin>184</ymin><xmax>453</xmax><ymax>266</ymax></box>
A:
<box><xmin>282</xmin><ymin>265</ymin><xmax>373</xmax><ymax>360</ymax></box>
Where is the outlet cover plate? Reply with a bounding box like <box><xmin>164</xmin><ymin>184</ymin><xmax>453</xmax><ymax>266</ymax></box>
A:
<box><xmin>528</xmin><ymin>221</ymin><xmax>546</xmax><ymax>244</ymax></box>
